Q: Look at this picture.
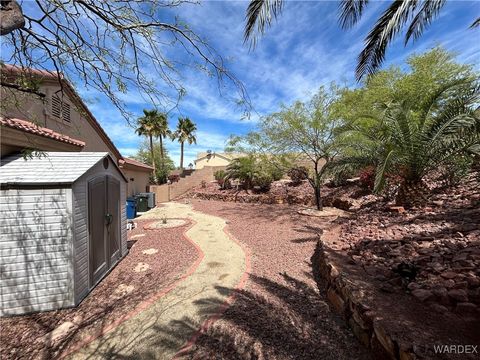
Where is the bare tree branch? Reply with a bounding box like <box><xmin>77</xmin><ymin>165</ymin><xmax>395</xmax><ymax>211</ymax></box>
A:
<box><xmin>1</xmin><ymin>0</ymin><xmax>251</xmax><ymax>123</ymax></box>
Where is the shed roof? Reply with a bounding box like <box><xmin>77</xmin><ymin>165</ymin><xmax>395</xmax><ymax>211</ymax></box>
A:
<box><xmin>0</xmin><ymin>152</ymin><xmax>126</xmax><ymax>186</ymax></box>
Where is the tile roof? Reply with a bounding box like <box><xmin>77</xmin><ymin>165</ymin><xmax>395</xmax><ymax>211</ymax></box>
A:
<box><xmin>119</xmin><ymin>157</ymin><xmax>154</xmax><ymax>171</ymax></box>
<box><xmin>0</xmin><ymin>116</ymin><xmax>85</xmax><ymax>147</ymax></box>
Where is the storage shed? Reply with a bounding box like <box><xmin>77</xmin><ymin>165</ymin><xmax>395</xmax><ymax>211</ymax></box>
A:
<box><xmin>0</xmin><ymin>152</ymin><xmax>127</xmax><ymax>316</ymax></box>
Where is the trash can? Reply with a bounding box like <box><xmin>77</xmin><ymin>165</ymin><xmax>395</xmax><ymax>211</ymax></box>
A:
<box><xmin>139</xmin><ymin>192</ymin><xmax>156</xmax><ymax>209</ymax></box>
<box><xmin>126</xmin><ymin>197</ymin><xmax>137</xmax><ymax>219</ymax></box>
<box><xmin>135</xmin><ymin>194</ymin><xmax>149</xmax><ymax>212</ymax></box>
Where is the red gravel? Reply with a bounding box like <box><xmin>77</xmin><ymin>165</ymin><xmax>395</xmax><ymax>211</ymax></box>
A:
<box><xmin>0</xmin><ymin>220</ymin><xmax>199</xmax><ymax>360</ymax></box>
<box><xmin>187</xmin><ymin>200</ymin><xmax>371</xmax><ymax>359</ymax></box>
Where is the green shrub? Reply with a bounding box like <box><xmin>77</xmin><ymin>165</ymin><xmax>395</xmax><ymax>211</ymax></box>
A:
<box><xmin>253</xmin><ymin>172</ymin><xmax>274</xmax><ymax>192</ymax></box>
<box><xmin>225</xmin><ymin>156</ymin><xmax>257</xmax><ymax>189</ymax></box>
<box><xmin>214</xmin><ymin>170</ymin><xmax>226</xmax><ymax>181</ymax></box>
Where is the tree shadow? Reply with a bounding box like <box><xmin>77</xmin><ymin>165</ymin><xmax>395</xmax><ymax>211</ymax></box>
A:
<box><xmin>121</xmin><ymin>273</ymin><xmax>372</xmax><ymax>360</ymax></box>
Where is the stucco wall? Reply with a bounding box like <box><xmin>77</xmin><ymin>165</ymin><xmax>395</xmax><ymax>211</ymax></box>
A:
<box><xmin>1</xmin><ymin>84</ymin><xmax>118</xmax><ymax>162</ymax></box>
<box><xmin>122</xmin><ymin>168</ymin><xmax>151</xmax><ymax>197</ymax></box>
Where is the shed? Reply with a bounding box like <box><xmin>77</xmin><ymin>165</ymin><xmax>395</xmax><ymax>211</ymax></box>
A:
<box><xmin>0</xmin><ymin>152</ymin><xmax>127</xmax><ymax>316</ymax></box>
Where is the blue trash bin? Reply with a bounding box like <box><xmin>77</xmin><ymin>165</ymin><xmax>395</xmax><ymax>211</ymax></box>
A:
<box><xmin>126</xmin><ymin>197</ymin><xmax>137</xmax><ymax>219</ymax></box>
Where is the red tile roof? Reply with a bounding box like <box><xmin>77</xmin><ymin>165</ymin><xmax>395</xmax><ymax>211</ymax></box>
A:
<box><xmin>2</xmin><ymin>64</ymin><xmax>61</xmax><ymax>80</ymax></box>
<box><xmin>0</xmin><ymin>117</ymin><xmax>86</xmax><ymax>147</ymax></box>
<box><xmin>119</xmin><ymin>157</ymin><xmax>154</xmax><ymax>171</ymax></box>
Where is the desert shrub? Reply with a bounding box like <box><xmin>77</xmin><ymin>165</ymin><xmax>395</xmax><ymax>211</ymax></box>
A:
<box><xmin>225</xmin><ymin>156</ymin><xmax>256</xmax><ymax>189</ymax></box>
<box><xmin>287</xmin><ymin>166</ymin><xmax>308</xmax><ymax>185</ymax></box>
<box><xmin>253</xmin><ymin>172</ymin><xmax>274</xmax><ymax>192</ymax></box>
<box><xmin>331</xmin><ymin>168</ymin><xmax>357</xmax><ymax>187</ymax></box>
<box><xmin>260</xmin><ymin>161</ymin><xmax>284</xmax><ymax>181</ymax></box>
<box><xmin>358</xmin><ymin>166</ymin><xmax>375</xmax><ymax>190</ymax></box>
<box><xmin>168</xmin><ymin>174</ymin><xmax>180</xmax><ymax>183</ymax></box>
<box><xmin>214</xmin><ymin>170</ymin><xmax>226</xmax><ymax>181</ymax></box>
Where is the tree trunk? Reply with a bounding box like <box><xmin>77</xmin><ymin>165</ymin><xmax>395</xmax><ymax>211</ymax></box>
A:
<box><xmin>159</xmin><ymin>135</ymin><xmax>164</xmax><ymax>161</ymax></box>
<box><xmin>395</xmin><ymin>179</ymin><xmax>429</xmax><ymax>208</ymax></box>
<box><xmin>0</xmin><ymin>1</ymin><xmax>25</xmax><ymax>36</ymax></box>
<box><xmin>314</xmin><ymin>185</ymin><xmax>323</xmax><ymax>211</ymax></box>
<box><xmin>180</xmin><ymin>141</ymin><xmax>184</xmax><ymax>169</ymax></box>
<box><xmin>314</xmin><ymin>161</ymin><xmax>323</xmax><ymax>211</ymax></box>
<box><xmin>149</xmin><ymin>134</ymin><xmax>157</xmax><ymax>184</ymax></box>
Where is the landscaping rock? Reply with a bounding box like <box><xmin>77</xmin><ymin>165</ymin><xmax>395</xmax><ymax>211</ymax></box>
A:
<box><xmin>411</xmin><ymin>289</ymin><xmax>434</xmax><ymax>302</ymax></box>
<box><xmin>134</xmin><ymin>262</ymin><xmax>150</xmax><ymax>272</ymax></box>
<box><xmin>44</xmin><ymin>321</ymin><xmax>75</xmax><ymax>345</ymax></box>
<box><xmin>448</xmin><ymin>289</ymin><xmax>468</xmax><ymax>302</ymax></box>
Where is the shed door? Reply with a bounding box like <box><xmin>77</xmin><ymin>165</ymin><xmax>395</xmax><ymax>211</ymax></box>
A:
<box><xmin>107</xmin><ymin>176</ymin><xmax>120</xmax><ymax>265</ymax></box>
<box><xmin>88</xmin><ymin>177</ymin><xmax>108</xmax><ymax>286</ymax></box>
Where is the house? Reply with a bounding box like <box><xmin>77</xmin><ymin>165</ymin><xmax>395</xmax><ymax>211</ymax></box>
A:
<box><xmin>0</xmin><ymin>152</ymin><xmax>127</xmax><ymax>316</ymax></box>
<box><xmin>0</xmin><ymin>64</ymin><xmax>152</xmax><ymax>196</ymax></box>
<box><xmin>119</xmin><ymin>157</ymin><xmax>154</xmax><ymax>197</ymax></box>
<box><xmin>194</xmin><ymin>152</ymin><xmax>235</xmax><ymax>169</ymax></box>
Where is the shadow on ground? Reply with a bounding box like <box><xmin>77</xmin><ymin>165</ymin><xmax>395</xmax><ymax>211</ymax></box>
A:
<box><xmin>82</xmin><ymin>271</ymin><xmax>371</xmax><ymax>360</ymax></box>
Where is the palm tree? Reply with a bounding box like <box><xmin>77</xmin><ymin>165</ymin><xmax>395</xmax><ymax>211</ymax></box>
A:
<box><xmin>172</xmin><ymin>117</ymin><xmax>197</xmax><ymax>169</ymax></box>
<box><xmin>151</xmin><ymin>111</ymin><xmax>170</xmax><ymax>161</ymax></box>
<box><xmin>244</xmin><ymin>0</ymin><xmax>479</xmax><ymax>80</ymax></box>
<box><xmin>224</xmin><ymin>156</ymin><xmax>258</xmax><ymax>190</ymax></box>
<box><xmin>334</xmin><ymin>81</ymin><xmax>480</xmax><ymax>207</ymax></box>
<box><xmin>136</xmin><ymin>109</ymin><xmax>159</xmax><ymax>183</ymax></box>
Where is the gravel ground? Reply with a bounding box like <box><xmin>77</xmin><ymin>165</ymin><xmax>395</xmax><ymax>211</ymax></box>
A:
<box><xmin>0</xmin><ymin>219</ymin><xmax>199</xmax><ymax>360</ymax></box>
<box><xmin>187</xmin><ymin>200</ymin><xmax>371</xmax><ymax>360</ymax></box>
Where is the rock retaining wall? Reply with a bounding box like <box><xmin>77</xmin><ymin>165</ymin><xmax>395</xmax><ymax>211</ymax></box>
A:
<box><xmin>188</xmin><ymin>190</ymin><xmax>355</xmax><ymax>210</ymax></box>
<box><xmin>311</xmin><ymin>241</ymin><xmax>416</xmax><ymax>360</ymax></box>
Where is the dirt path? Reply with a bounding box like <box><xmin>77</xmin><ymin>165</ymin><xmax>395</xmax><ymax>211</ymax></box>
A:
<box><xmin>67</xmin><ymin>202</ymin><xmax>248</xmax><ymax>360</ymax></box>
<box><xmin>187</xmin><ymin>199</ymin><xmax>371</xmax><ymax>359</ymax></box>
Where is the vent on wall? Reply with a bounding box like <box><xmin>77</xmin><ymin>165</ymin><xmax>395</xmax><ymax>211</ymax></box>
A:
<box><xmin>51</xmin><ymin>96</ymin><xmax>71</xmax><ymax>122</ymax></box>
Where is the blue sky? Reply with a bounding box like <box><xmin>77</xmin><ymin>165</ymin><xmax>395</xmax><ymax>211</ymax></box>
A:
<box><xmin>6</xmin><ymin>1</ymin><xmax>480</xmax><ymax>167</ymax></box>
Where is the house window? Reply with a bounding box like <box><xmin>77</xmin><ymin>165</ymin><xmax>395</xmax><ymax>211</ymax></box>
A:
<box><xmin>51</xmin><ymin>96</ymin><xmax>71</xmax><ymax>122</ymax></box>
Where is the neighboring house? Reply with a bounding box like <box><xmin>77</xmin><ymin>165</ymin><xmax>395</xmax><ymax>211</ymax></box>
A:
<box><xmin>119</xmin><ymin>157</ymin><xmax>154</xmax><ymax>197</ymax></box>
<box><xmin>0</xmin><ymin>64</ymin><xmax>152</xmax><ymax>196</ymax></box>
<box><xmin>195</xmin><ymin>152</ymin><xmax>235</xmax><ymax>169</ymax></box>
<box><xmin>0</xmin><ymin>152</ymin><xmax>127</xmax><ymax>316</ymax></box>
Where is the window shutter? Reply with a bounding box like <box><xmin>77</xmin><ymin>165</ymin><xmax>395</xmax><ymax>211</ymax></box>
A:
<box><xmin>51</xmin><ymin>96</ymin><xmax>71</xmax><ymax>122</ymax></box>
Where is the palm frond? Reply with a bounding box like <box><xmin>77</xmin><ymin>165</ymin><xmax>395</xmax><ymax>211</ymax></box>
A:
<box><xmin>404</xmin><ymin>0</ymin><xmax>446</xmax><ymax>45</ymax></box>
<box><xmin>244</xmin><ymin>0</ymin><xmax>284</xmax><ymax>47</ymax></box>
<box><xmin>338</xmin><ymin>0</ymin><xmax>370</xmax><ymax>29</ymax></box>
<box><xmin>356</xmin><ymin>0</ymin><xmax>419</xmax><ymax>81</ymax></box>
<box><xmin>470</xmin><ymin>17</ymin><xmax>480</xmax><ymax>28</ymax></box>
<box><xmin>373</xmin><ymin>148</ymin><xmax>395</xmax><ymax>192</ymax></box>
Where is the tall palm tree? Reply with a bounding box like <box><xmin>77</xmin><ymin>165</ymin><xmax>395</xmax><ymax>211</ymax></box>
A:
<box><xmin>136</xmin><ymin>109</ymin><xmax>159</xmax><ymax>183</ymax></box>
<box><xmin>244</xmin><ymin>0</ymin><xmax>479</xmax><ymax>80</ymax></box>
<box><xmin>151</xmin><ymin>111</ymin><xmax>170</xmax><ymax>161</ymax></box>
<box><xmin>334</xmin><ymin>81</ymin><xmax>480</xmax><ymax>207</ymax></box>
<box><xmin>172</xmin><ymin>117</ymin><xmax>197</xmax><ymax>169</ymax></box>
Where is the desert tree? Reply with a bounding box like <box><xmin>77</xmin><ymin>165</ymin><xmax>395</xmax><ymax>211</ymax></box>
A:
<box><xmin>0</xmin><ymin>0</ymin><xmax>250</xmax><ymax>121</ymax></box>
<box><xmin>228</xmin><ymin>85</ymin><xmax>344</xmax><ymax>210</ymax></box>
